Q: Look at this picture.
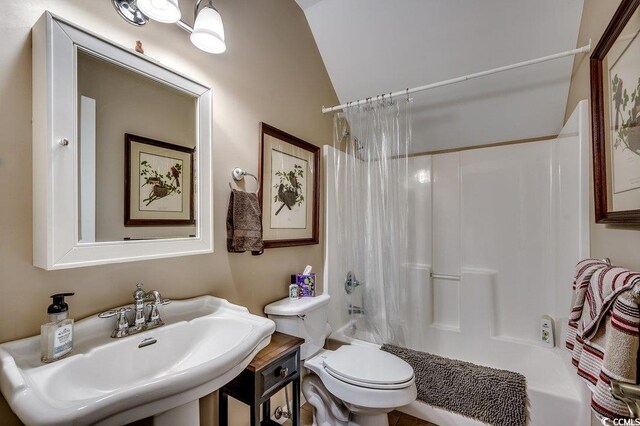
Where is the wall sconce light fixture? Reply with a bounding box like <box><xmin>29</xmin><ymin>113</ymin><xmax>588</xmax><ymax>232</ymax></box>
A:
<box><xmin>112</xmin><ymin>0</ymin><xmax>226</xmax><ymax>54</ymax></box>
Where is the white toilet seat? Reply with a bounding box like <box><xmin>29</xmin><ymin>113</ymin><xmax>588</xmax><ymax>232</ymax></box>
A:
<box><xmin>304</xmin><ymin>348</ymin><xmax>417</xmax><ymax>410</ymax></box>
<box><xmin>324</xmin><ymin>368</ymin><xmax>414</xmax><ymax>390</ymax></box>
<box><xmin>323</xmin><ymin>345</ymin><xmax>415</xmax><ymax>390</ymax></box>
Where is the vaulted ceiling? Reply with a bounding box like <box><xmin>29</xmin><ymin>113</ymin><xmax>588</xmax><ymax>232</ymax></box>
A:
<box><xmin>295</xmin><ymin>0</ymin><xmax>584</xmax><ymax>153</ymax></box>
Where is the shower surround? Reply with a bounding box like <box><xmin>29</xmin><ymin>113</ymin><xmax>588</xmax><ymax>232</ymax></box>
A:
<box><xmin>324</xmin><ymin>101</ymin><xmax>592</xmax><ymax>425</ymax></box>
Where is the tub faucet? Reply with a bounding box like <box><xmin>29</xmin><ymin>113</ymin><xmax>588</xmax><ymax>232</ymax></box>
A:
<box><xmin>347</xmin><ymin>303</ymin><xmax>364</xmax><ymax>315</ymax></box>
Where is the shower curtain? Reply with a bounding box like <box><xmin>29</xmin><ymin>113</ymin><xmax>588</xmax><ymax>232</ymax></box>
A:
<box><xmin>332</xmin><ymin>97</ymin><xmax>412</xmax><ymax>346</ymax></box>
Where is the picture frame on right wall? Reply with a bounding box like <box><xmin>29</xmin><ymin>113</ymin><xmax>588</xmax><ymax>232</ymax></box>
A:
<box><xmin>258</xmin><ymin>123</ymin><xmax>320</xmax><ymax>248</ymax></box>
<box><xmin>591</xmin><ymin>0</ymin><xmax>640</xmax><ymax>224</ymax></box>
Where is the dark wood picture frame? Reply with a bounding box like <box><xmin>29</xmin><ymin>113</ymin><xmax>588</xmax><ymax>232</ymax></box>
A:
<box><xmin>591</xmin><ymin>0</ymin><xmax>640</xmax><ymax>224</ymax></box>
<box><xmin>259</xmin><ymin>123</ymin><xmax>320</xmax><ymax>248</ymax></box>
<box><xmin>124</xmin><ymin>133</ymin><xmax>195</xmax><ymax>226</ymax></box>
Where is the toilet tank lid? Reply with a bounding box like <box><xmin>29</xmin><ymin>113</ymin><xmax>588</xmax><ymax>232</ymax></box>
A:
<box><xmin>264</xmin><ymin>294</ymin><xmax>330</xmax><ymax>316</ymax></box>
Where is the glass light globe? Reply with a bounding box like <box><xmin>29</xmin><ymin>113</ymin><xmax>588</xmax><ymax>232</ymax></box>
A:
<box><xmin>190</xmin><ymin>6</ymin><xmax>226</xmax><ymax>54</ymax></box>
<box><xmin>137</xmin><ymin>0</ymin><xmax>181</xmax><ymax>23</ymax></box>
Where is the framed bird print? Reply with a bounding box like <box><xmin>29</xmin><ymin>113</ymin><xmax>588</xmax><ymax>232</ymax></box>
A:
<box><xmin>259</xmin><ymin>123</ymin><xmax>320</xmax><ymax>248</ymax></box>
<box><xmin>591</xmin><ymin>0</ymin><xmax>640</xmax><ymax>224</ymax></box>
<box><xmin>124</xmin><ymin>133</ymin><xmax>195</xmax><ymax>226</ymax></box>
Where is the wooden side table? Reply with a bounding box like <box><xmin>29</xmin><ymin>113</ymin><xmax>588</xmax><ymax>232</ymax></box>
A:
<box><xmin>219</xmin><ymin>332</ymin><xmax>304</xmax><ymax>426</ymax></box>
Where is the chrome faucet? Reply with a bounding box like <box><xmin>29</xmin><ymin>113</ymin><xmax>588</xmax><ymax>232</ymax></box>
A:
<box><xmin>99</xmin><ymin>283</ymin><xmax>171</xmax><ymax>338</ymax></box>
<box><xmin>344</xmin><ymin>271</ymin><xmax>362</xmax><ymax>295</ymax></box>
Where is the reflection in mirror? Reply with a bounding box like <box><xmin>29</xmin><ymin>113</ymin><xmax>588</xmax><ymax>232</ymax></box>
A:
<box><xmin>77</xmin><ymin>50</ymin><xmax>198</xmax><ymax>242</ymax></box>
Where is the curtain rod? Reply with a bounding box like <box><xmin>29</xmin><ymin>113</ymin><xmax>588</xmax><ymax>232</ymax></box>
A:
<box><xmin>322</xmin><ymin>41</ymin><xmax>591</xmax><ymax>114</ymax></box>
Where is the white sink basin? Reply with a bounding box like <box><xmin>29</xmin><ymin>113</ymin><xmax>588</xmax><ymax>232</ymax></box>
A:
<box><xmin>0</xmin><ymin>295</ymin><xmax>275</xmax><ymax>425</ymax></box>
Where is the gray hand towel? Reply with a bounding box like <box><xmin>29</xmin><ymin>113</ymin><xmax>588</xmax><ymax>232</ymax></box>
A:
<box><xmin>227</xmin><ymin>189</ymin><xmax>264</xmax><ymax>255</ymax></box>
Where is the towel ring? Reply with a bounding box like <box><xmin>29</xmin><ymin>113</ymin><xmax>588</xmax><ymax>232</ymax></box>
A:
<box><xmin>229</xmin><ymin>167</ymin><xmax>259</xmax><ymax>194</ymax></box>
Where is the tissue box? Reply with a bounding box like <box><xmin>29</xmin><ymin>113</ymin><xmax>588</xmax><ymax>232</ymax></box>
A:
<box><xmin>296</xmin><ymin>273</ymin><xmax>316</xmax><ymax>297</ymax></box>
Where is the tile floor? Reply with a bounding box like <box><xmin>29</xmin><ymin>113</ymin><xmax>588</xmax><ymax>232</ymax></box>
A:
<box><xmin>284</xmin><ymin>403</ymin><xmax>437</xmax><ymax>426</ymax></box>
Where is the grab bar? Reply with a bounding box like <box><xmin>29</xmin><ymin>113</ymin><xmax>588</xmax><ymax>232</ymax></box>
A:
<box><xmin>430</xmin><ymin>273</ymin><xmax>460</xmax><ymax>281</ymax></box>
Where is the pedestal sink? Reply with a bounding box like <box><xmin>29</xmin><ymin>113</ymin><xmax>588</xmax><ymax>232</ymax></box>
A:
<box><xmin>0</xmin><ymin>296</ymin><xmax>275</xmax><ymax>425</ymax></box>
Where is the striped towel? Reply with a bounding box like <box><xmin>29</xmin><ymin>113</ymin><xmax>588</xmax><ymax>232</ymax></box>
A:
<box><xmin>566</xmin><ymin>259</ymin><xmax>640</xmax><ymax>419</ymax></box>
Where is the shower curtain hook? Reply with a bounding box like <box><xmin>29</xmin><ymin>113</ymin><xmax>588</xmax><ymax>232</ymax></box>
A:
<box><xmin>406</xmin><ymin>88</ymin><xmax>410</xmax><ymax>103</ymax></box>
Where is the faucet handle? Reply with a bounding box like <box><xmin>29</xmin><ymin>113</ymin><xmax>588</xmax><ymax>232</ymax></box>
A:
<box><xmin>98</xmin><ymin>310</ymin><xmax>116</xmax><ymax>319</ymax></box>
<box><xmin>99</xmin><ymin>307</ymin><xmax>131</xmax><ymax>318</ymax></box>
<box><xmin>99</xmin><ymin>307</ymin><xmax>132</xmax><ymax>338</ymax></box>
<box><xmin>147</xmin><ymin>305</ymin><xmax>161</xmax><ymax>326</ymax></box>
<box><xmin>146</xmin><ymin>298</ymin><xmax>170</xmax><ymax>327</ymax></box>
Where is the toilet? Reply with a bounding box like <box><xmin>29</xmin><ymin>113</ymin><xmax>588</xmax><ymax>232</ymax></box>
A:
<box><xmin>264</xmin><ymin>294</ymin><xmax>417</xmax><ymax>426</ymax></box>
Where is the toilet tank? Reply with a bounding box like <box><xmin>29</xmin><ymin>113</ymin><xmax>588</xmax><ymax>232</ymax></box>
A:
<box><xmin>264</xmin><ymin>294</ymin><xmax>331</xmax><ymax>360</ymax></box>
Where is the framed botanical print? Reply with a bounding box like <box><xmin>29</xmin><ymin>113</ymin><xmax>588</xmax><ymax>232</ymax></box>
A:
<box><xmin>591</xmin><ymin>0</ymin><xmax>640</xmax><ymax>224</ymax></box>
<box><xmin>259</xmin><ymin>123</ymin><xmax>320</xmax><ymax>248</ymax></box>
<box><xmin>124</xmin><ymin>133</ymin><xmax>195</xmax><ymax>226</ymax></box>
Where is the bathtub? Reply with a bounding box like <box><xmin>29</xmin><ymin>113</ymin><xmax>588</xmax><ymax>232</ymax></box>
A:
<box><xmin>322</xmin><ymin>103</ymin><xmax>594</xmax><ymax>425</ymax></box>
<box><xmin>330</xmin><ymin>320</ymin><xmax>592</xmax><ymax>426</ymax></box>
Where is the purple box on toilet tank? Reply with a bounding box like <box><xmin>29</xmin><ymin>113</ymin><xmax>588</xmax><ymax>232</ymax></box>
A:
<box><xmin>296</xmin><ymin>273</ymin><xmax>316</xmax><ymax>297</ymax></box>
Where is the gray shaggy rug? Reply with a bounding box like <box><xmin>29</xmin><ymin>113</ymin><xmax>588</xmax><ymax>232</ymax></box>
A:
<box><xmin>381</xmin><ymin>344</ymin><xmax>527</xmax><ymax>426</ymax></box>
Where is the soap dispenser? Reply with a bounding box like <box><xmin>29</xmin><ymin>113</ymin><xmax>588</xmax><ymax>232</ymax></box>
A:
<box><xmin>41</xmin><ymin>293</ymin><xmax>75</xmax><ymax>363</ymax></box>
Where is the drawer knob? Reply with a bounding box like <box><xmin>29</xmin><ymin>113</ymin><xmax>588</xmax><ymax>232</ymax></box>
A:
<box><xmin>278</xmin><ymin>367</ymin><xmax>289</xmax><ymax>378</ymax></box>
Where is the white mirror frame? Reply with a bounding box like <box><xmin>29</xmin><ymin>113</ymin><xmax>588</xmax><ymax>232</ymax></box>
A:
<box><xmin>32</xmin><ymin>12</ymin><xmax>213</xmax><ymax>270</ymax></box>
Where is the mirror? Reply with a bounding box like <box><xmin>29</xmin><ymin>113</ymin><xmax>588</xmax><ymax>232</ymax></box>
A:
<box><xmin>77</xmin><ymin>51</ymin><xmax>197</xmax><ymax>241</ymax></box>
<box><xmin>32</xmin><ymin>12</ymin><xmax>213</xmax><ymax>270</ymax></box>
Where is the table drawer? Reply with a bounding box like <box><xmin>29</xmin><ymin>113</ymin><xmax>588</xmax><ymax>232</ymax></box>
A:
<box><xmin>260</xmin><ymin>350</ymin><xmax>298</xmax><ymax>397</ymax></box>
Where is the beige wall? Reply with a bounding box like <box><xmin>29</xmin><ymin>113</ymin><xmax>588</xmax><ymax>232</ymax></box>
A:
<box><xmin>0</xmin><ymin>0</ymin><xmax>338</xmax><ymax>424</ymax></box>
<box><xmin>565</xmin><ymin>0</ymin><xmax>640</xmax><ymax>272</ymax></box>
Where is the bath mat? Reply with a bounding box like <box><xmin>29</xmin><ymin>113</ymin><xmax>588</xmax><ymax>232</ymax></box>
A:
<box><xmin>381</xmin><ymin>344</ymin><xmax>527</xmax><ymax>426</ymax></box>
